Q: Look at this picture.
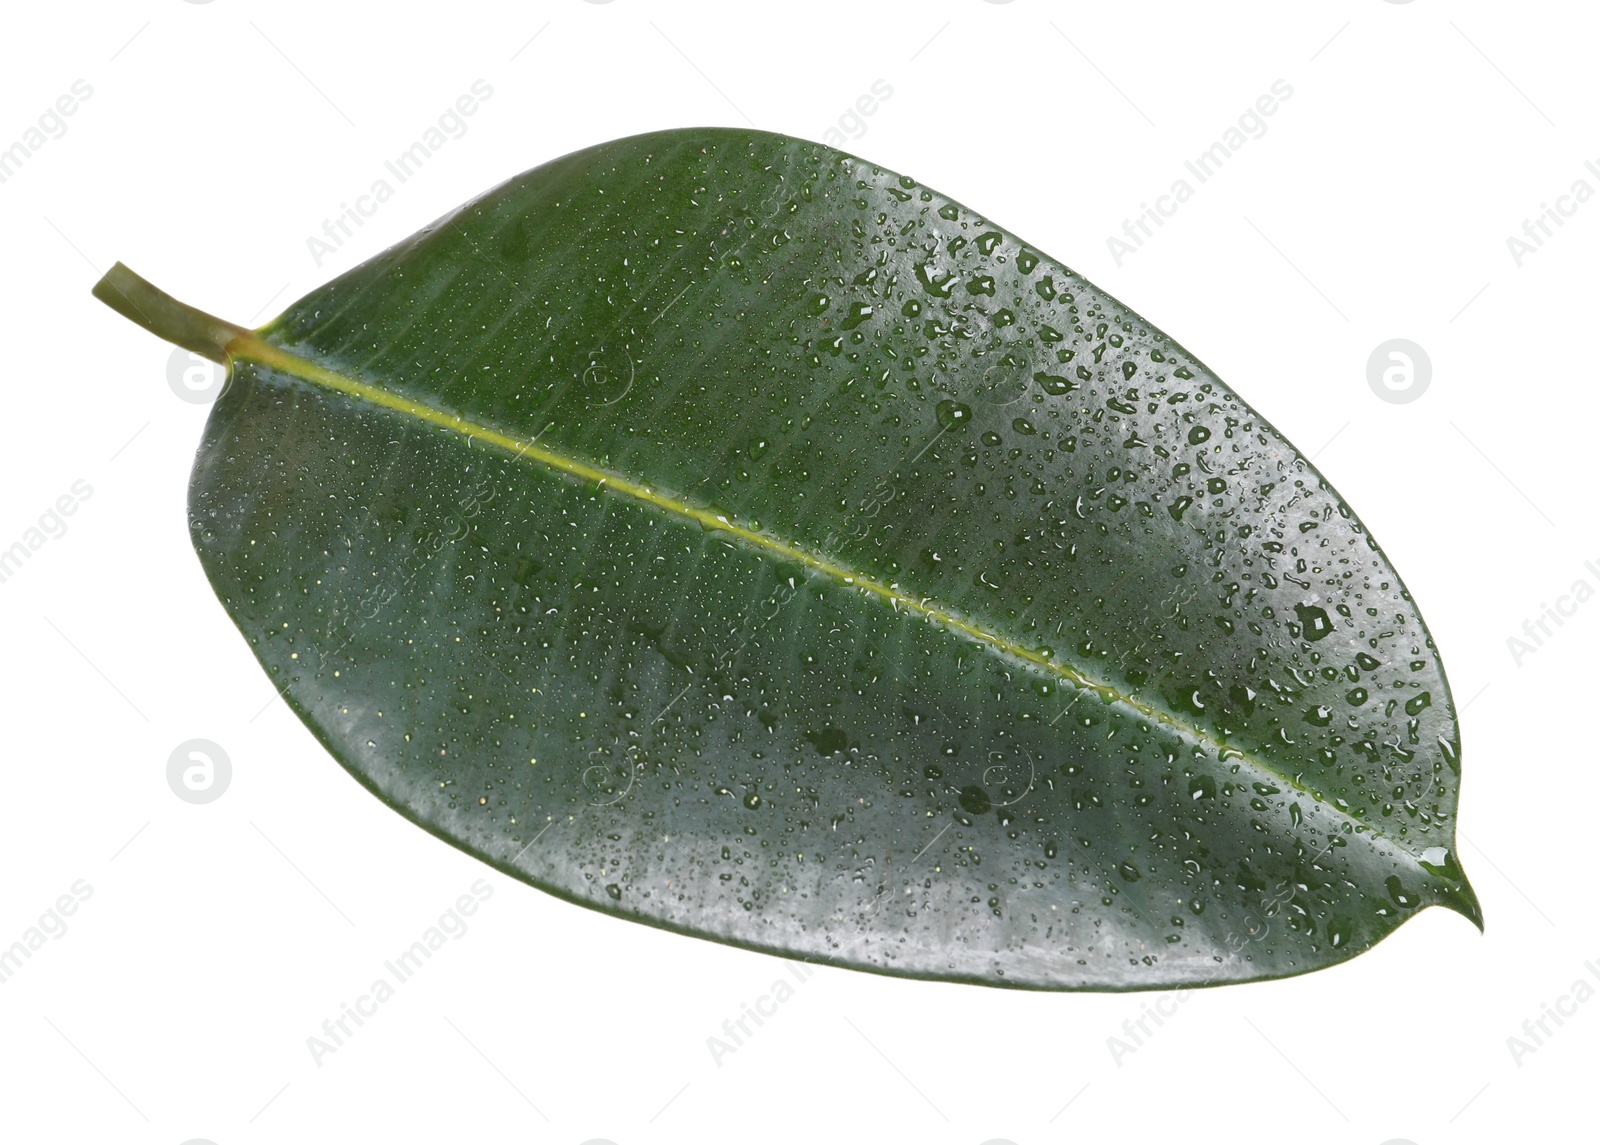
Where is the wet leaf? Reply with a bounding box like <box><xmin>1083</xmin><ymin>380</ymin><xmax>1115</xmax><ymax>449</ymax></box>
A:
<box><xmin>93</xmin><ymin>128</ymin><xmax>1479</xmax><ymax>989</ymax></box>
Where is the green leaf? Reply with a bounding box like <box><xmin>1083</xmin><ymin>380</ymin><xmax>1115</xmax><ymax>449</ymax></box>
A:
<box><xmin>94</xmin><ymin>127</ymin><xmax>1479</xmax><ymax>989</ymax></box>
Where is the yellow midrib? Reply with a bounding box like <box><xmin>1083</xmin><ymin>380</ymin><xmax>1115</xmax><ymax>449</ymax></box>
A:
<box><xmin>227</xmin><ymin>329</ymin><xmax>1378</xmax><ymax>841</ymax></box>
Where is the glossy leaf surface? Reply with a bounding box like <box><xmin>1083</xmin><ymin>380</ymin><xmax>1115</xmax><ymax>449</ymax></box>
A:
<box><xmin>107</xmin><ymin>128</ymin><xmax>1479</xmax><ymax>988</ymax></box>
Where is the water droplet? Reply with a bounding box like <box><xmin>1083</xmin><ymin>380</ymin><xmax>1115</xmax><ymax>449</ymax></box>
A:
<box><xmin>958</xmin><ymin>785</ymin><xmax>992</xmax><ymax>815</ymax></box>
<box><xmin>1386</xmin><ymin>875</ymin><xmax>1420</xmax><ymax>908</ymax></box>
<box><xmin>936</xmin><ymin>400</ymin><xmax>972</xmax><ymax>430</ymax></box>
<box><xmin>841</xmin><ymin>301</ymin><xmax>874</xmax><ymax>330</ymax></box>
<box><xmin>806</xmin><ymin>727</ymin><xmax>848</xmax><ymax>756</ymax></box>
<box><xmin>1294</xmin><ymin>603</ymin><xmax>1334</xmax><ymax>642</ymax></box>
<box><xmin>915</xmin><ymin>262</ymin><xmax>955</xmax><ymax>297</ymax></box>
<box><xmin>1418</xmin><ymin>846</ymin><xmax>1464</xmax><ymax>880</ymax></box>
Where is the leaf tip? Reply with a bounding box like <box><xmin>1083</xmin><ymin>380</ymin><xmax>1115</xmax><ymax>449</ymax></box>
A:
<box><xmin>1437</xmin><ymin>871</ymin><xmax>1484</xmax><ymax>933</ymax></box>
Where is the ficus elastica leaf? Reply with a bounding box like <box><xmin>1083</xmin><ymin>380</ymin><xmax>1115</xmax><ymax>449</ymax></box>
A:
<box><xmin>94</xmin><ymin>128</ymin><xmax>1479</xmax><ymax>990</ymax></box>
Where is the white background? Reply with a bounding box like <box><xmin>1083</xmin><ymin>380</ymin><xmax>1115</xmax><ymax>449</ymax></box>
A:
<box><xmin>1</xmin><ymin>2</ymin><xmax>1594</xmax><ymax>1142</ymax></box>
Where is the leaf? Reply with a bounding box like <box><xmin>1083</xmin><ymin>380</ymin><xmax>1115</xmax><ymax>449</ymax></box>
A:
<box><xmin>94</xmin><ymin>127</ymin><xmax>1479</xmax><ymax>989</ymax></box>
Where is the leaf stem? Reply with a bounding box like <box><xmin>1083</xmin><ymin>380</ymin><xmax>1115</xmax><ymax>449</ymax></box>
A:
<box><xmin>92</xmin><ymin>262</ymin><xmax>250</xmax><ymax>363</ymax></box>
